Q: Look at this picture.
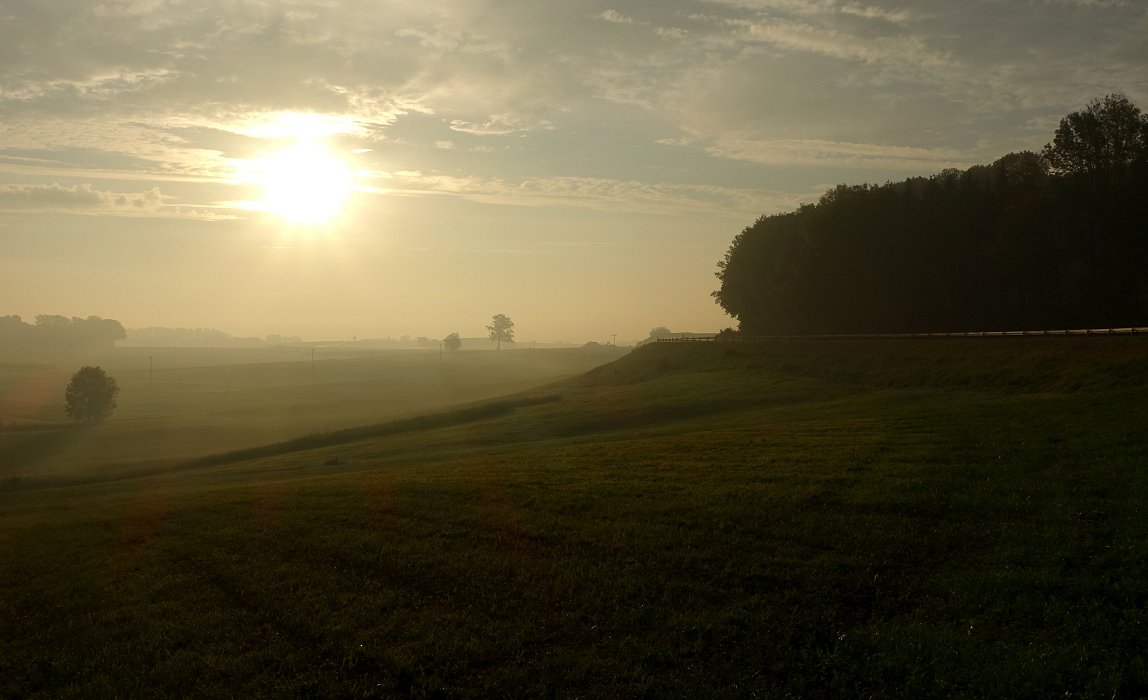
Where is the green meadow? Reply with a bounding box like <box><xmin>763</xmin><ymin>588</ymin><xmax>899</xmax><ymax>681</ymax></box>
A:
<box><xmin>0</xmin><ymin>346</ymin><xmax>623</xmax><ymax>482</ymax></box>
<box><xmin>2</xmin><ymin>338</ymin><xmax>1147</xmax><ymax>697</ymax></box>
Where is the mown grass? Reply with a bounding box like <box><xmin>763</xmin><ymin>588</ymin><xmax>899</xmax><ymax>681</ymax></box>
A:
<box><xmin>1</xmin><ymin>337</ymin><xmax>1146</xmax><ymax>697</ymax></box>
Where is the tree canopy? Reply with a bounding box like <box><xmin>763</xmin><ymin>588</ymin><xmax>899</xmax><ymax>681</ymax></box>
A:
<box><xmin>64</xmin><ymin>366</ymin><xmax>120</xmax><ymax>423</ymax></box>
<box><xmin>714</xmin><ymin>95</ymin><xmax>1148</xmax><ymax>335</ymax></box>
<box><xmin>487</xmin><ymin>314</ymin><xmax>515</xmax><ymax>350</ymax></box>
<box><xmin>444</xmin><ymin>332</ymin><xmax>461</xmax><ymax>351</ymax></box>
<box><xmin>0</xmin><ymin>315</ymin><xmax>126</xmax><ymax>359</ymax></box>
<box><xmin>1042</xmin><ymin>93</ymin><xmax>1148</xmax><ymax>185</ymax></box>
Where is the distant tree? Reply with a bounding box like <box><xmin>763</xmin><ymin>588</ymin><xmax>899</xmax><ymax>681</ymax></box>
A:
<box><xmin>266</xmin><ymin>333</ymin><xmax>303</xmax><ymax>346</ymax></box>
<box><xmin>64</xmin><ymin>366</ymin><xmax>120</xmax><ymax>423</ymax></box>
<box><xmin>35</xmin><ymin>314</ymin><xmax>71</xmax><ymax>327</ymax></box>
<box><xmin>0</xmin><ymin>314</ymin><xmax>125</xmax><ymax>359</ymax></box>
<box><xmin>444</xmin><ymin>332</ymin><xmax>461</xmax><ymax>351</ymax></box>
<box><xmin>649</xmin><ymin>326</ymin><xmax>672</xmax><ymax>339</ymax></box>
<box><xmin>486</xmin><ymin>314</ymin><xmax>515</xmax><ymax>350</ymax></box>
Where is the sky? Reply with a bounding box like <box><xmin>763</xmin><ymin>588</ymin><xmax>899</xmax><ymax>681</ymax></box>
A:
<box><xmin>2</xmin><ymin>0</ymin><xmax>1146</xmax><ymax>344</ymax></box>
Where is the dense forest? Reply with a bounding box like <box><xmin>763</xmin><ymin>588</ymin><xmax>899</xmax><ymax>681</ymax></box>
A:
<box><xmin>713</xmin><ymin>94</ymin><xmax>1148</xmax><ymax>334</ymax></box>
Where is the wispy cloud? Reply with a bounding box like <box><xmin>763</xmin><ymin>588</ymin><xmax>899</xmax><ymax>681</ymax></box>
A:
<box><xmin>733</xmin><ymin>17</ymin><xmax>949</xmax><ymax>68</ymax></box>
<box><xmin>697</xmin><ymin>0</ymin><xmax>835</xmax><ymax>15</ymax></box>
<box><xmin>449</xmin><ymin>113</ymin><xmax>552</xmax><ymax>135</ymax></box>
<box><xmin>0</xmin><ymin>182</ymin><xmax>238</xmax><ymax>219</ymax></box>
<box><xmin>0</xmin><ymin>0</ymin><xmax>1145</xmax><ymax>215</ymax></box>
<box><xmin>705</xmin><ymin>137</ymin><xmax>968</xmax><ymax>170</ymax></box>
<box><xmin>839</xmin><ymin>2</ymin><xmax>910</xmax><ymax>24</ymax></box>
<box><xmin>597</xmin><ymin>10</ymin><xmax>636</xmax><ymax>25</ymax></box>
<box><xmin>655</xmin><ymin>26</ymin><xmax>690</xmax><ymax>40</ymax></box>
<box><xmin>365</xmin><ymin>170</ymin><xmax>811</xmax><ymax>217</ymax></box>
<box><xmin>1039</xmin><ymin>0</ymin><xmax>1132</xmax><ymax>7</ymax></box>
<box><xmin>0</xmin><ymin>183</ymin><xmax>163</xmax><ymax>211</ymax></box>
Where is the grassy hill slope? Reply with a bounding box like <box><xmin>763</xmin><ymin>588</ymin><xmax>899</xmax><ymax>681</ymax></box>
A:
<box><xmin>2</xmin><ymin>337</ymin><xmax>1146</xmax><ymax>697</ymax></box>
<box><xmin>0</xmin><ymin>346</ymin><xmax>624</xmax><ymax>479</ymax></box>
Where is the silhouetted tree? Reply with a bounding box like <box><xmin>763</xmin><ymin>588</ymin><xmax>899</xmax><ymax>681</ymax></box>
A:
<box><xmin>1042</xmin><ymin>93</ymin><xmax>1148</xmax><ymax>185</ymax></box>
<box><xmin>0</xmin><ymin>314</ymin><xmax>126</xmax><ymax>358</ymax></box>
<box><xmin>1042</xmin><ymin>94</ymin><xmax>1148</xmax><ymax>322</ymax></box>
<box><xmin>65</xmin><ymin>366</ymin><xmax>120</xmax><ymax>423</ymax></box>
<box><xmin>649</xmin><ymin>326</ymin><xmax>672</xmax><ymax>338</ymax></box>
<box><xmin>487</xmin><ymin>314</ymin><xmax>514</xmax><ymax>350</ymax></box>
<box><xmin>444</xmin><ymin>332</ymin><xmax>461</xmax><ymax>351</ymax></box>
<box><xmin>714</xmin><ymin>96</ymin><xmax>1148</xmax><ymax>334</ymax></box>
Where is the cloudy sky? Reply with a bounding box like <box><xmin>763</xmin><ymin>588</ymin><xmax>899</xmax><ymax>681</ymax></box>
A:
<box><xmin>2</xmin><ymin>0</ymin><xmax>1146</xmax><ymax>343</ymax></box>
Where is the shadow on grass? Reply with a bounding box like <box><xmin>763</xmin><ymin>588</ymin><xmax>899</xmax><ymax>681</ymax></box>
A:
<box><xmin>185</xmin><ymin>394</ymin><xmax>562</xmax><ymax>469</ymax></box>
<box><xmin>0</xmin><ymin>395</ymin><xmax>563</xmax><ymax>493</ymax></box>
<box><xmin>0</xmin><ymin>423</ymin><xmax>94</xmax><ymax>475</ymax></box>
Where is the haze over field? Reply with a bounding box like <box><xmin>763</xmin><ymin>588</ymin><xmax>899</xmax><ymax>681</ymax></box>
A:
<box><xmin>2</xmin><ymin>1</ymin><xmax>1146</xmax><ymax>340</ymax></box>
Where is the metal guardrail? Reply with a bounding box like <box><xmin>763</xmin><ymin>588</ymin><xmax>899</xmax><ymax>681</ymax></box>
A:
<box><xmin>656</xmin><ymin>328</ymin><xmax>1148</xmax><ymax>342</ymax></box>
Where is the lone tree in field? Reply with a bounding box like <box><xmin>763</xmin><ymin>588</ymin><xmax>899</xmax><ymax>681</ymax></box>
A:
<box><xmin>443</xmin><ymin>332</ymin><xmax>462</xmax><ymax>351</ymax></box>
<box><xmin>487</xmin><ymin>314</ymin><xmax>514</xmax><ymax>350</ymax></box>
<box><xmin>64</xmin><ymin>366</ymin><xmax>120</xmax><ymax>423</ymax></box>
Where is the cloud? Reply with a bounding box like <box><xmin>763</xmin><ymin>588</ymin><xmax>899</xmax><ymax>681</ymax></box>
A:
<box><xmin>0</xmin><ymin>69</ymin><xmax>177</xmax><ymax>103</ymax></box>
<box><xmin>449</xmin><ymin>113</ymin><xmax>551</xmax><ymax>135</ymax></box>
<box><xmin>1040</xmin><ymin>0</ymin><xmax>1132</xmax><ymax>7</ymax></box>
<box><xmin>655</xmin><ymin>27</ymin><xmax>690</xmax><ymax>39</ymax></box>
<box><xmin>227</xmin><ymin>112</ymin><xmax>370</xmax><ymax>141</ymax></box>
<box><xmin>704</xmin><ymin>137</ymin><xmax>968</xmax><ymax>170</ymax></box>
<box><xmin>365</xmin><ymin>170</ymin><xmax>810</xmax><ymax>217</ymax></box>
<box><xmin>0</xmin><ymin>182</ymin><xmax>235</xmax><ymax>219</ymax></box>
<box><xmin>734</xmin><ymin>17</ymin><xmax>948</xmax><ymax>68</ymax></box>
<box><xmin>697</xmin><ymin>0</ymin><xmax>835</xmax><ymax>17</ymax></box>
<box><xmin>649</xmin><ymin>0</ymin><xmax>1148</xmax><ymax>172</ymax></box>
<box><xmin>0</xmin><ymin>0</ymin><xmax>1145</xmax><ymax>219</ymax></box>
<box><xmin>0</xmin><ymin>183</ymin><xmax>163</xmax><ymax>211</ymax></box>
<box><xmin>839</xmin><ymin>3</ymin><xmax>910</xmax><ymax>24</ymax></box>
<box><xmin>597</xmin><ymin>10</ymin><xmax>635</xmax><ymax>25</ymax></box>
<box><xmin>0</xmin><ymin>1</ymin><xmax>519</xmax><ymax>161</ymax></box>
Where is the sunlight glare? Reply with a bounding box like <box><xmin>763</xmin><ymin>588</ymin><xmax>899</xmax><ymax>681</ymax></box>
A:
<box><xmin>249</xmin><ymin>140</ymin><xmax>353</xmax><ymax>226</ymax></box>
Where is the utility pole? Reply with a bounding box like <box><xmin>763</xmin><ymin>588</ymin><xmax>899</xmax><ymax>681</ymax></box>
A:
<box><xmin>149</xmin><ymin>355</ymin><xmax>153</xmax><ymax>385</ymax></box>
<box><xmin>612</xmin><ymin>334</ymin><xmax>617</xmax><ymax>347</ymax></box>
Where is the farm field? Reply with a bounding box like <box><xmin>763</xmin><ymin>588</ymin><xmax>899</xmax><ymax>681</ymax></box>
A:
<box><xmin>1</xmin><ymin>337</ymin><xmax>1147</xmax><ymax>697</ymax></box>
<box><xmin>0</xmin><ymin>345</ymin><xmax>624</xmax><ymax>481</ymax></box>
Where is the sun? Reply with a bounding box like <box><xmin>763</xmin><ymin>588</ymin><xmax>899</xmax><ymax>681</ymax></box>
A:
<box><xmin>252</xmin><ymin>141</ymin><xmax>353</xmax><ymax>225</ymax></box>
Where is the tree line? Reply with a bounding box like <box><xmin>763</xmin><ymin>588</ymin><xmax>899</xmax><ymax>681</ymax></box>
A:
<box><xmin>122</xmin><ymin>327</ymin><xmax>303</xmax><ymax>348</ymax></box>
<box><xmin>713</xmin><ymin>94</ymin><xmax>1148</xmax><ymax>334</ymax></box>
<box><xmin>0</xmin><ymin>314</ymin><xmax>127</xmax><ymax>357</ymax></box>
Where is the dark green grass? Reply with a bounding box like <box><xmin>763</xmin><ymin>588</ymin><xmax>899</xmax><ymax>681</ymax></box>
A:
<box><xmin>1</xmin><ymin>337</ymin><xmax>1146</xmax><ymax>697</ymax></box>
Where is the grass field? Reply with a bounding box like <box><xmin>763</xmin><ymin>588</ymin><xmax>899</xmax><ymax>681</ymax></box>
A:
<box><xmin>1</xmin><ymin>337</ymin><xmax>1146</xmax><ymax>697</ymax></box>
<box><xmin>0</xmin><ymin>345</ymin><xmax>624</xmax><ymax>481</ymax></box>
